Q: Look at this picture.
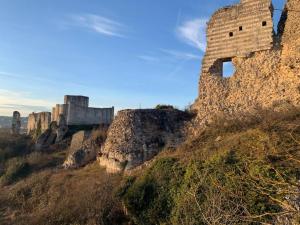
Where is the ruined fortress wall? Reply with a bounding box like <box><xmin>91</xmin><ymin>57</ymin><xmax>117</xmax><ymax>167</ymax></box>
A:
<box><xmin>203</xmin><ymin>0</ymin><xmax>273</xmax><ymax>75</ymax></box>
<box><xmin>191</xmin><ymin>0</ymin><xmax>300</xmax><ymax>133</ymax></box>
<box><xmin>52</xmin><ymin>95</ymin><xmax>114</xmax><ymax>126</ymax></box>
<box><xmin>27</xmin><ymin>112</ymin><xmax>51</xmax><ymax>134</ymax></box>
<box><xmin>99</xmin><ymin>109</ymin><xmax>189</xmax><ymax>173</ymax></box>
<box><xmin>67</xmin><ymin>104</ymin><xmax>114</xmax><ymax>125</ymax></box>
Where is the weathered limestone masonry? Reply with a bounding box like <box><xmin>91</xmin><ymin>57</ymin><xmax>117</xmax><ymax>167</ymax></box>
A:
<box><xmin>203</xmin><ymin>0</ymin><xmax>274</xmax><ymax>75</ymax></box>
<box><xmin>192</xmin><ymin>0</ymin><xmax>300</xmax><ymax>131</ymax></box>
<box><xmin>99</xmin><ymin>109</ymin><xmax>190</xmax><ymax>173</ymax></box>
<box><xmin>52</xmin><ymin>95</ymin><xmax>114</xmax><ymax>126</ymax></box>
<box><xmin>27</xmin><ymin>112</ymin><xmax>51</xmax><ymax>135</ymax></box>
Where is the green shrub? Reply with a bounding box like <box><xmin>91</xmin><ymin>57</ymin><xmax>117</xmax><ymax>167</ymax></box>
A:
<box><xmin>155</xmin><ymin>105</ymin><xmax>175</xmax><ymax>110</ymax></box>
<box><xmin>120</xmin><ymin>158</ymin><xmax>184</xmax><ymax>225</ymax></box>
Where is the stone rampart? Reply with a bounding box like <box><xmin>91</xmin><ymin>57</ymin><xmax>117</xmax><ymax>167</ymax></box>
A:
<box><xmin>67</xmin><ymin>105</ymin><xmax>114</xmax><ymax>125</ymax></box>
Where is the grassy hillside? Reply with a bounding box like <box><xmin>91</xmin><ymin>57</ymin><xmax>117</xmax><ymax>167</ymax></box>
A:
<box><xmin>0</xmin><ymin>133</ymin><xmax>127</xmax><ymax>225</ymax></box>
<box><xmin>0</xmin><ymin>108</ymin><xmax>299</xmax><ymax>225</ymax></box>
<box><xmin>119</xmin><ymin>109</ymin><xmax>300</xmax><ymax>225</ymax></box>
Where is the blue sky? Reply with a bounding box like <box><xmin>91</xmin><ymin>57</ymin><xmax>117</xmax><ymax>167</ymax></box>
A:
<box><xmin>0</xmin><ymin>0</ymin><xmax>286</xmax><ymax>116</ymax></box>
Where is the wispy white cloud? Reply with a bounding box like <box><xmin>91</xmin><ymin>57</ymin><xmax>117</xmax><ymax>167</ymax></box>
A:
<box><xmin>138</xmin><ymin>55</ymin><xmax>159</xmax><ymax>62</ymax></box>
<box><xmin>0</xmin><ymin>89</ymin><xmax>55</xmax><ymax>116</ymax></box>
<box><xmin>138</xmin><ymin>49</ymin><xmax>200</xmax><ymax>63</ymax></box>
<box><xmin>67</xmin><ymin>14</ymin><xmax>126</xmax><ymax>38</ymax></box>
<box><xmin>176</xmin><ymin>18</ymin><xmax>208</xmax><ymax>52</ymax></box>
<box><xmin>160</xmin><ymin>49</ymin><xmax>200</xmax><ymax>60</ymax></box>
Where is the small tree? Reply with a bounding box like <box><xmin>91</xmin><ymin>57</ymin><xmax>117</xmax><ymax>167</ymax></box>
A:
<box><xmin>155</xmin><ymin>105</ymin><xmax>175</xmax><ymax>110</ymax></box>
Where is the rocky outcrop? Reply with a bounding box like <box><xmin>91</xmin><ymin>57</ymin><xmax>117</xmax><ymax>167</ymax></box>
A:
<box><xmin>35</xmin><ymin>115</ymin><xmax>68</xmax><ymax>151</ymax></box>
<box><xmin>11</xmin><ymin>111</ymin><xmax>21</xmax><ymax>135</ymax></box>
<box><xmin>56</xmin><ymin>114</ymin><xmax>68</xmax><ymax>143</ymax></box>
<box><xmin>64</xmin><ymin>129</ymin><xmax>107</xmax><ymax>169</ymax></box>
<box><xmin>35</xmin><ymin>122</ymin><xmax>58</xmax><ymax>150</ymax></box>
<box><xmin>98</xmin><ymin>109</ymin><xmax>191</xmax><ymax>173</ymax></box>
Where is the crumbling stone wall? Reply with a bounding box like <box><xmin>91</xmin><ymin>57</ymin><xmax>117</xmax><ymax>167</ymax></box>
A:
<box><xmin>98</xmin><ymin>109</ymin><xmax>190</xmax><ymax>173</ymax></box>
<box><xmin>52</xmin><ymin>95</ymin><xmax>114</xmax><ymax>126</ymax></box>
<box><xmin>192</xmin><ymin>0</ymin><xmax>300</xmax><ymax>132</ymax></box>
<box><xmin>203</xmin><ymin>0</ymin><xmax>274</xmax><ymax>75</ymax></box>
<box><xmin>27</xmin><ymin>112</ymin><xmax>51</xmax><ymax>135</ymax></box>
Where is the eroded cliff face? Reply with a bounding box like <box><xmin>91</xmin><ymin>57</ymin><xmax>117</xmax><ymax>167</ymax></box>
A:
<box><xmin>192</xmin><ymin>0</ymin><xmax>300</xmax><ymax>132</ymax></box>
<box><xmin>98</xmin><ymin>109</ymin><xmax>190</xmax><ymax>173</ymax></box>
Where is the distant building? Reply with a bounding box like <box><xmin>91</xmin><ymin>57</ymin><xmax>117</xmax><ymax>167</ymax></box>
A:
<box><xmin>52</xmin><ymin>95</ymin><xmax>114</xmax><ymax>126</ymax></box>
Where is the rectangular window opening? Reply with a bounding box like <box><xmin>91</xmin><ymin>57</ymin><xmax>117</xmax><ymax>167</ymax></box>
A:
<box><xmin>222</xmin><ymin>59</ymin><xmax>235</xmax><ymax>77</ymax></box>
<box><xmin>239</xmin><ymin>26</ymin><xmax>243</xmax><ymax>31</ymax></box>
<box><xmin>262</xmin><ymin>21</ymin><xmax>267</xmax><ymax>26</ymax></box>
<box><xmin>229</xmin><ymin>32</ymin><xmax>233</xmax><ymax>37</ymax></box>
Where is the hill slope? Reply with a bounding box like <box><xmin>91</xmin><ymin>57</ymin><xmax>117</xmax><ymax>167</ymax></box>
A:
<box><xmin>0</xmin><ymin>108</ymin><xmax>299</xmax><ymax>225</ymax></box>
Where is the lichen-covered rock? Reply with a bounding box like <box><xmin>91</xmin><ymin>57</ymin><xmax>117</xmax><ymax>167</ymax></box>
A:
<box><xmin>63</xmin><ymin>129</ymin><xmax>107</xmax><ymax>169</ymax></box>
<box><xmin>98</xmin><ymin>109</ymin><xmax>191</xmax><ymax>173</ymax></box>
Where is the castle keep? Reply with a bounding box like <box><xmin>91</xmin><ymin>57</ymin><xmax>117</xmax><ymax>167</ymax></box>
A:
<box><xmin>27</xmin><ymin>95</ymin><xmax>114</xmax><ymax>135</ymax></box>
<box><xmin>52</xmin><ymin>95</ymin><xmax>114</xmax><ymax>126</ymax></box>
<box><xmin>203</xmin><ymin>0</ymin><xmax>274</xmax><ymax>76</ymax></box>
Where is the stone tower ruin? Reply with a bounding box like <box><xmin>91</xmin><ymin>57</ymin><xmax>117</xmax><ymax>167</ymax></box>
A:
<box><xmin>192</xmin><ymin>0</ymin><xmax>300</xmax><ymax>130</ymax></box>
<box><xmin>11</xmin><ymin>111</ymin><xmax>21</xmax><ymax>135</ymax></box>
<box><xmin>203</xmin><ymin>0</ymin><xmax>274</xmax><ymax>76</ymax></box>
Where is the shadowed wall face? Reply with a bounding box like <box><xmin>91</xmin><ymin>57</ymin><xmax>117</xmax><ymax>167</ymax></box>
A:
<box><xmin>203</xmin><ymin>0</ymin><xmax>274</xmax><ymax>76</ymax></box>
